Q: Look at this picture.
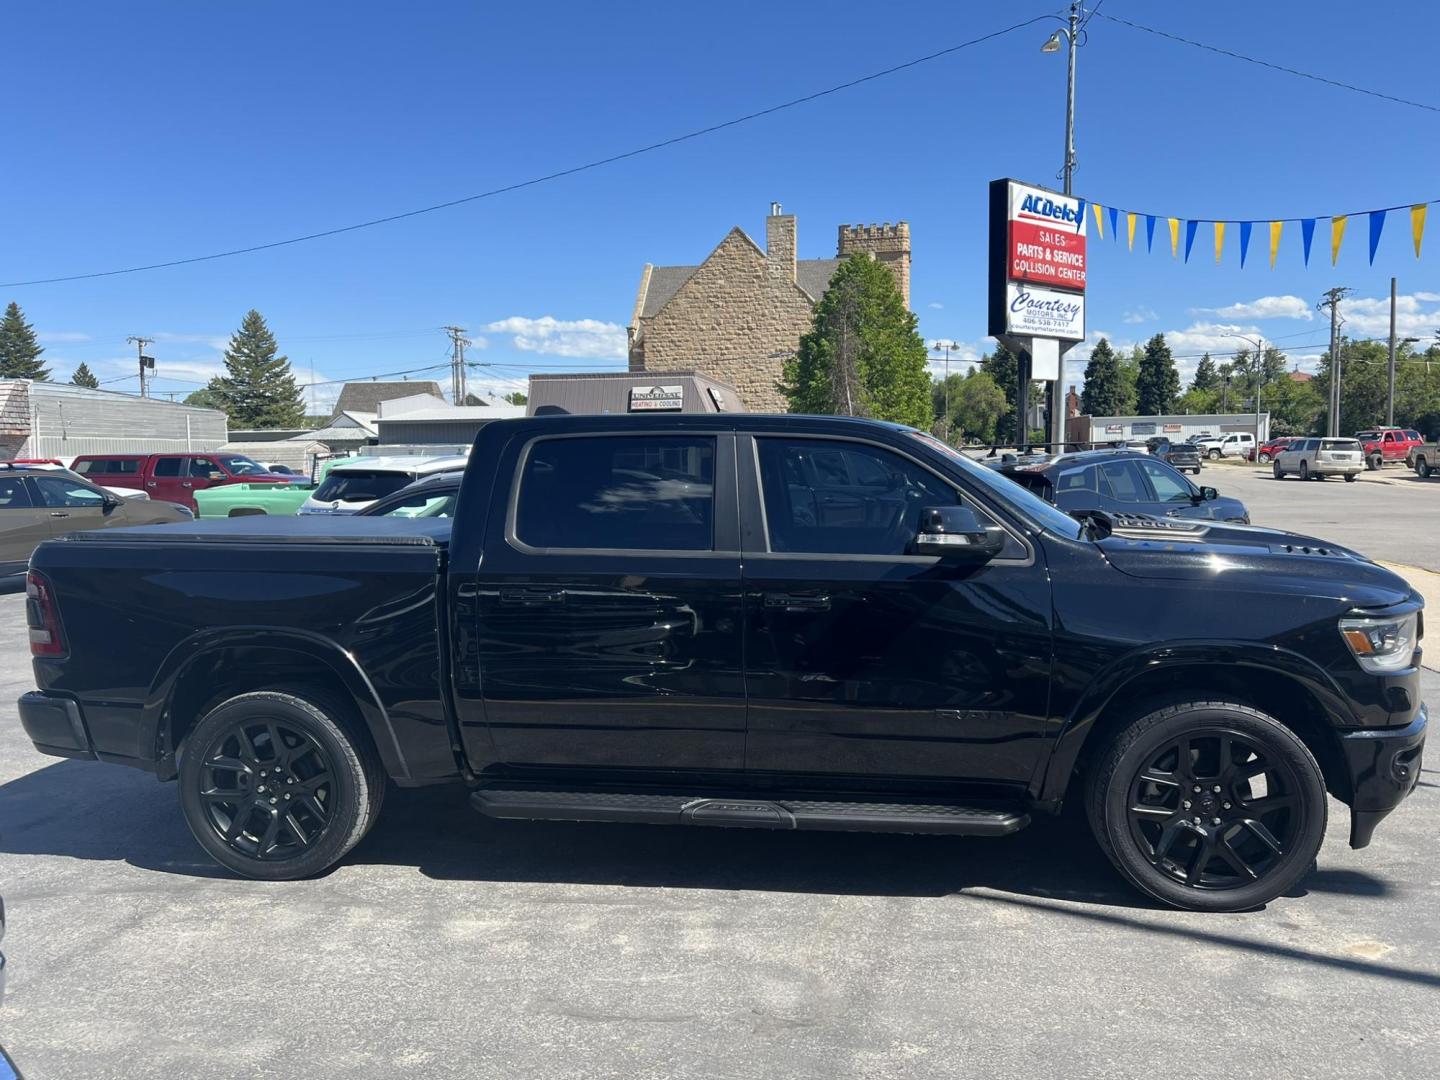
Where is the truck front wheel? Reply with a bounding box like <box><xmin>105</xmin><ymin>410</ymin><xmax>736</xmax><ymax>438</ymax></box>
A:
<box><xmin>177</xmin><ymin>691</ymin><xmax>383</xmax><ymax>880</ymax></box>
<box><xmin>1085</xmin><ymin>700</ymin><xmax>1327</xmax><ymax>912</ymax></box>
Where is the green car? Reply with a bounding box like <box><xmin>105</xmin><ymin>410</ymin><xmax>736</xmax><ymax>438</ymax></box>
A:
<box><xmin>193</xmin><ymin>460</ymin><xmax>339</xmax><ymax>518</ymax></box>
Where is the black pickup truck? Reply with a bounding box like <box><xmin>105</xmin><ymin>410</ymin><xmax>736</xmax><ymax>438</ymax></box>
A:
<box><xmin>17</xmin><ymin>414</ymin><xmax>1426</xmax><ymax>911</ymax></box>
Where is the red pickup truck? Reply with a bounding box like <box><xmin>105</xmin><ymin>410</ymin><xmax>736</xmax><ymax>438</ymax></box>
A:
<box><xmin>70</xmin><ymin>452</ymin><xmax>296</xmax><ymax>512</ymax></box>
<box><xmin>1355</xmin><ymin>428</ymin><xmax>1425</xmax><ymax>470</ymax></box>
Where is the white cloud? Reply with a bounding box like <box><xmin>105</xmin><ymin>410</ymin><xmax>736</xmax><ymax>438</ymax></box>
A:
<box><xmin>1204</xmin><ymin>295</ymin><xmax>1314</xmax><ymax>322</ymax></box>
<box><xmin>154</xmin><ymin>331</ymin><xmax>231</xmax><ymax>352</ymax></box>
<box><xmin>1326</xmin><ymin>292</ymin><xmax>1440</xmax><ymax>339</ymax></box>
<box><xmin>482</xmin><ymin>316</ymin><xmax>626</xmax><ymax>359</ymax></box>
<box><xmin>1122</xmin><ymin>307</ymin><xmax>1156</xmax><ymax>324</ymax></box>
<box><xmin>927</xmin><ymin>302</ymin><xmax>944</xmax><ymax>310</ymax></box>
<box><xmin>1414</xmin><ymin>291</ymin><xmax>1440</xmax><ymax>303</ymax></box>
<box><xmin>38</xmin><ymin>330</ymin><xmax>92</xmax><ymax>343</ymax></box>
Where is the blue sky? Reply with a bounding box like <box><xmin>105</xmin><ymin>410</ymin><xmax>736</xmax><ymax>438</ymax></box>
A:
<box><xmin>4</xmin><ymin>0</ymin><xmax>1439</xmax><ymax>410</ymax></box>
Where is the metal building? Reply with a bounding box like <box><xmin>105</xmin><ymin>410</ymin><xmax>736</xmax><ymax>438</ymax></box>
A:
<box><xmin>0</xmin><ymin>380</ymin><xmax>229</xmax><ymax>462</ymax></box>
<box><xmin>526</xmin><ymin>371</ymin><xmax>744</xmax><ymax>416</ymax></box>
<box><xmin>1067</xmin><ymin>411</ymin><xmax>1271</xmax><ymax>446</ymax></box>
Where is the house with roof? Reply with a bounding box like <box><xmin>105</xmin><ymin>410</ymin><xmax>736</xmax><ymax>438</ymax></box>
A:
<box><xmin>627</xmin><ymin>204</ymin><xmax>911</xmax><ymax>411</ymax></box>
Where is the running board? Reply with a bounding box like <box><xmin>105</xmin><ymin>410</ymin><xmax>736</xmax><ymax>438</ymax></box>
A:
<box><xmin>471</xmin><ymin>787</ymin><xmax>1029</xmax><ymax>836</ymax></box>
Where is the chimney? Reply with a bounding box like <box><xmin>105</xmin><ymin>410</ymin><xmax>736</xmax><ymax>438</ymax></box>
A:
<box><xmin>766</xmin><ymin>203</ymin><xmax>797</xmax><ymax>284</ymax></box>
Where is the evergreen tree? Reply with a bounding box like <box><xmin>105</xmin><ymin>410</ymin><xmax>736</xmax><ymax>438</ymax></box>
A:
<box><xmin>1191</xmin><ymin>353</ymin><xmax>1218</xmax><ymax>392</ymax></box>
<box><xmin>977</xmin><ymin>342</ymin><xmax>1046</xmax><ymax>442</ymax></box>
<box><xmin>781</xmin><ymin>255</ymin><xmax>931</xmax><ymax>427</ymax></box>
<box><xmin>0</xmin><ymin>301</ymin><xmax>51</xmax><ymax>380</ymax></box>
<box><xmin>70</xmin><ymin>362</ymin><xmax>99</xmax><ymax>388</ymax></box>
<box><xmin>1136</xmin><ymin>333</ymin><xmax>1180</xmax><ymax>415</ymax></box>
<box><xmin>203</xmin><ymin>310</ymin><xmax>305</xmax><ymax>428</ymax></box>
<box><xmin>1079</xmin><ymin>337</ymin><xmax>1123</xmax><ymax>416</ymax></box>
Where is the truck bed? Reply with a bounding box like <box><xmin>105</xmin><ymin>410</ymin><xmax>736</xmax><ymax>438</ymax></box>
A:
<box><xmin>61</xmin><ymin>515</ymin><xmax>451</xmax><ymax>547</ymax></box>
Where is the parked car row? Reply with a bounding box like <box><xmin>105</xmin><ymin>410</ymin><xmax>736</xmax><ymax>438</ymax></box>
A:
<box><xmin>1000</xmin><ymin>450</ymin><xmax>1249</xmax><ymax>524</ymax></box>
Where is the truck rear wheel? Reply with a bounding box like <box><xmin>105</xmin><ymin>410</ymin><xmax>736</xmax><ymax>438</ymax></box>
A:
<box><xmin>1419</xmin><ymin>457</ymin><xmax>1432</xmax><ymax>478</ymax></box>
<box><xmin>177</xmin><ymin>691</ymin><xmax>383</xmax><ymax>880</ymax></box>
<box><xmin>1085</xmin><ymin>700</ymin><xmax>1326</xmax><ymax>912</ymax></box>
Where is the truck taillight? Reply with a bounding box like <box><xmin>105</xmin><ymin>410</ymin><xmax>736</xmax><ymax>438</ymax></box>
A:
<box><xmin>26</xmin><ymin>570</ymin><xmax>68</xmax><ymax>658</ymax></box>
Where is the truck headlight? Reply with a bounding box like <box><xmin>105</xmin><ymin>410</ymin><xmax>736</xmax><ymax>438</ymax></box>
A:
<box><xmin>1339</xmin><ymin>613</ymin><xmax>1418</xmax><ymax>673</ymax></box>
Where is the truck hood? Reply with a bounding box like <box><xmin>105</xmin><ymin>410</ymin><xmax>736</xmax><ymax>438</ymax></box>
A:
<box><xmin>1096</xmin><ymin>520</ymin><xmax>1417</xmax><ymax>608</ymax></box>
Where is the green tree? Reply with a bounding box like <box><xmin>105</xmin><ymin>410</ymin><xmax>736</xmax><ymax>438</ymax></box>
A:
<box><xmin>1115</xmin><ymin>346</ymin><xmax>1142</xmax><ymax>415</ymax></box>
<box><xmin>0</xmin><ymin>301</ymin><xmax>50</xmax><ymax>380</ymax></box>
<box><xmin>1136</xmin><ymin>333</ymin><xmax>1180</xmax><ymax>414</ymax></box>
<box><xmin>943</xmin><ymin>369</ymin><xmax>1007</xmax><ymax>444</ymax></box>
<box><xmin>781</xmin><ymin>255</ymin><xmax>931</xmax><ymax>427</ymax></box>
<box><xmin>202</xmin><ymin>310</ymin><xmax>305</xmax><ymax>428</ymax></box>
<box><xmin>1079</xmin><ymin>337</ymin><xmax>1123</xmax><ymax>416</ymax></box>
<box><xmin>502</xmin><ymin>390</ymin><xmax>528</xmax><ymax>405</ymax></box>
<box><xmin>1191</xmin><ymin>353</ymin><xmax>1218</xmax><ymax>392</ymax></box>
<box><xmin>1177</xmin><ymin>386</ymin><xmax>1218</xmax><ymax>415</ymax></box>
<box><xmin>979</xmin><ymin>342</ymin><xmax>1045</xmax><ymax>443</ymax></box>
<box><xmin>183</xmin><ymin>386</ymin><xmax>226</xmax><ymax>411</ymax></box>
<box><xmin>70</xmin><ymin>361</ymin><xmax>99</xmax><ymax>388</ymax></box>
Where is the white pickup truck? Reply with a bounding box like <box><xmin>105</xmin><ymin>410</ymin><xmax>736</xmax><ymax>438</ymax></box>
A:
<box><xmin>1193</xmin><ymin>432</ymin><xmax>1256</xmax><ymax>460</ymax></box>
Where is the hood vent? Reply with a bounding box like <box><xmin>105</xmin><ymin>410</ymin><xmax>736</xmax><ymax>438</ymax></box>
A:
<box><xmin>1268</xmin><ymin>542</ymin><xmax>1346</xmax><ymax>558</ymax></box>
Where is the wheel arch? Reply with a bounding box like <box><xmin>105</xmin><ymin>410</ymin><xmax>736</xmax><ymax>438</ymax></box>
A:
<box><xmin>144</xmin><ymin>627</ymin><xmax>410</xmax><ymax>782</ymax></box>
<box><xmin>1040</xmin><ymin>646</ymin><xmax>1355</xmax><ymax>808</ymax></box>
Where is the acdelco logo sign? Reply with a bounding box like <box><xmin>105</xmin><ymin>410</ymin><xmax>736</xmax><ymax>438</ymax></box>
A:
<box><xmin>1019</xmin><ymin>194</ymin><xmax>1080</xmax><ymax>225</ymax></box>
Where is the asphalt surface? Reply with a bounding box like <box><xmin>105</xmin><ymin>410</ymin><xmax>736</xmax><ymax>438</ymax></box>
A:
<box><xmin>0</xmin><ymin>479</ymin><xmax>1437</xmax><ymax>1079</ymax></box>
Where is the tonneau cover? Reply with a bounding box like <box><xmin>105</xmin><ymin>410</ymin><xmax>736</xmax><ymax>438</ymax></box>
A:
<box><xmin>61</xmin><ymin>516</ymin><xmax>452</xmax><ymax>548</ymax></box>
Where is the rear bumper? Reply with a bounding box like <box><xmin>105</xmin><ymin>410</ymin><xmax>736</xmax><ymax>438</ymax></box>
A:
<box><xmin>17</xmin><ymin>690</ymin><xmax>96</xmax><ymax>761</ymax></box>
<box><xmin>1342</xmin><ymin>704</ymin><xmax>1426</xmax><ymax>848</ymax></box>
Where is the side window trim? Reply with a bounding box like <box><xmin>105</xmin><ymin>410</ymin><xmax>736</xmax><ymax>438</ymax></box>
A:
<box><xmin>743</xmin><ymin>433</ymin><xmax>1031</xmax><ymax>564</ymax></box>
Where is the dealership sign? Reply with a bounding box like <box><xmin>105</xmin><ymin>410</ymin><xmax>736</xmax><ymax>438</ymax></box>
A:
<box><xmin>989</xmin><ymin>178</ymin><xmax>1087</xmax><ymax>344</ymax></box>
<box><xmin>629</xmin><ymin>384</ymin><xmax>684</xmax><ymax>411</ymax></box>
<box><xmin>1008</xmin><ymin>182</ymin><xmax>1087</xmax><ymax>289</ymax></box>
<box><xmin>1004</xmin><ymin>284</ymin><xmax>1085</xmax><ymax>340</ymax></box>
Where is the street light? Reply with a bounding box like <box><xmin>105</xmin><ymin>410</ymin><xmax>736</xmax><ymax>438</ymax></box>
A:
<box><xmin>931</xmin><ymin>340</ymin><xmax>960</xmax><ymax>441</ymax></box>
<box><xmin>1230</xmin><ymin>332</ymin><xmax>1267</xmax><ymax>442</ymax></box>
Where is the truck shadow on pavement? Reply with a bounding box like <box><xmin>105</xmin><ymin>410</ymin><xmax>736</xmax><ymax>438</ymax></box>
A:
<box><xmin>0</xmin><ymin>757</ymin><xmax>1402</xmax><ymax>911</ymax></box>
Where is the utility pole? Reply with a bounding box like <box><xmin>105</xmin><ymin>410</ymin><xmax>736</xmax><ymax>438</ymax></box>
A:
<box><xmin>442</xmin><ymin>326</ymin><xmax>470</xmax><ymax>405</ymax></box>
<box><xmin>1040</xmin><ymin>1</ymin><xmax>1081</xmax><ymax>453</ymax></box>
<box><xmin>1318</xmin><ymin>288</ymin><xmax>1350</xmax><ymax>437</ymax></box>
<box><xmin>127</xmin><ymin>336</ymin><xmax>154</xmax><ymax>398</ymax></box>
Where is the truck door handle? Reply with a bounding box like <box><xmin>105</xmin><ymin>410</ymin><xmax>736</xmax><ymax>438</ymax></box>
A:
<box><xmin>764</xmin><ymin>591</ymin><xmax>831</xmax><ymax>612</ymax></box>
<box><xmin>181</xmin><ymin>482</ymin><xmax>193</xmax><ymax>489</ymax></box>
<box><xmin>146</xmin><ymin>482</ymin><xmax>158</xmax><ymax>488</ymax></box>
<box><xmin>49</xmin><ymin>511</ymin><xmax>70</xmax><ymax>518</ymax></box>
<box><xmin>499</xmin><ymin>586</ymin><xmax>566</xmax><ymax>606</ymax></box>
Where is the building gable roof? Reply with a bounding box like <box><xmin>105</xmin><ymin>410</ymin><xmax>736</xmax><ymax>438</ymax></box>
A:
<box><xmin>334</xmin><ymin>380</ymin><xmax>445</xmax><ymax>414</ymax></box>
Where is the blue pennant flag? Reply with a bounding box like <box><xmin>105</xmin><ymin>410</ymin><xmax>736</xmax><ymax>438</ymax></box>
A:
<box><xmin>1239</xmin><ymin>221</ymin><xmax>1253</xmax><ymax>268</ymax></box>
<box><xmin>1145</xmin><ymin>215</ymin><xmax>1156</xmax><ymax>252</ymax></box>
<box><xmin>1074</xmin><ymin>198</ymin><xmax>1087</xmax><ymax>234</ymax></box>
<box><xmin>1108</xmin><ymin>206</ymin><xmax>1119</xmax><ymax>239</ymax></box>
<box><xmin>1369</xmin><ymin>210</ymin><xmax>1387</xmax><ymax>264</ymax></box>
<box><xmin>1301</xmin><ymin>218</ymin><xmax>1316</xmax><ymax>265</ymax></box>
<box><xmin>1183</xmin><ymin>220</ymin><xmax>1198</xmax><ymax>262</ymax></box>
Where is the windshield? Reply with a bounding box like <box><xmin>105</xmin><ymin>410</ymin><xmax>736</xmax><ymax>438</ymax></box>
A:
<box><xmin>907</xmin><ymin>432</ymin><xmax>1082</xmax><ymax>540</ymax></box>
<box><xmin>313</xmin><ymin>469</ymin><xmax>416</xmax><ymax>503</ymax></box>
<box><xmin>217</xmin><ymin>455</ymin><xmax>268</xmax><ymax>476</ymax></box>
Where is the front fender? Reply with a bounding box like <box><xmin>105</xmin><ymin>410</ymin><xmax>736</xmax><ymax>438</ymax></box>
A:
<box><xmin>143</xmin><ymin>625</ymin><xmax>410</xmax><ymax>780</ymax></box>
<box><xmin>1037</xmin><ymin>641</ymin><xmax>1356</xmax><ymax>803</ymax></box>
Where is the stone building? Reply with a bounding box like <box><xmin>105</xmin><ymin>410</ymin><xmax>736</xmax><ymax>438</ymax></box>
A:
<box><xmin>627</xmin><ymin>205</ymin><xmax>911</xmax><ymax>411</ymax></box>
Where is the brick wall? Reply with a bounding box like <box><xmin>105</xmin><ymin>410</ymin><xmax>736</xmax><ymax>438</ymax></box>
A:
<box><xmin>634</xmin><ymin>229</ymin><xmax>813</xmax><ymax>411</ymax></box>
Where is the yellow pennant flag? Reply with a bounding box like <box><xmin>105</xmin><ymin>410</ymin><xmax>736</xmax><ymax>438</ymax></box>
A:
<box><xmin>1411</xmin><ymin>204</ymin><xmax>1427</xmax><ymax>258</ymax></box>
<box><xmin>1092</xmin><ymin>203</ymin><xmax>1105</xmax><ymax>239</ymax></box>
<box><xmin>1269</xmin><ymin>221</ymin><xmax>1283</xmax><ymax>268</ymax></box>
<box><xmin>1214</xmin><ymin>221</ymin><xmax>1226</xmax><ymax>264</ymax></box>
<box><xmin>1126</xmin><ymin>212</ymin><xmax>1136</xmax><ymax>251</ymax></box>
<box><xmin>1332</xmin><ymin>215</ymin><xmax>1347</xmax><ymax>265</ymax></box>
<box><xmin>1167</xmin><ymin>217</ymin><xmax>1180</xmax><ymax>257</ymax></box>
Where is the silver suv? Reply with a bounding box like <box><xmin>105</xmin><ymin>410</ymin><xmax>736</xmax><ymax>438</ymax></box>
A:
<box><xmin>1273</xmin><ymin>438</ymin><xmax>1364</xmax><ymax>481</ymax></box>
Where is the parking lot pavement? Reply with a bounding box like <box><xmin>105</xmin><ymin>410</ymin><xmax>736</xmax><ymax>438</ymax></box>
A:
<box><xmin>1202</xmin><ymin>461</ymin><xmax>1440</xmax><ymax>572</ymax></box>
<box><xmin>0</xmin><ymin>592</ymin><xmax>1435</xmax><ymax>1080</ymax></box>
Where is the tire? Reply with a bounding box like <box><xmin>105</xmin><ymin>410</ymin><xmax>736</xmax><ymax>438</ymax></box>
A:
<box><xmin>1366</xmin><ymin>454</ymin><xmax>1382</xmax><ymax>471</ymax></box>
<box><xmin>1272</xmin><ymin>462</ymin><xmax>1284</xmax><ymax>480</ymax></box>
<box><xmin>1207</xmin><ymin>449</ymin><xmax>1221</xmax><ymax>460</ymax></box>
<box><xmin>1344</xmin><ymin>473</ymin><xmax>1357</xmax><ymax>483</ymax></box>
<box><xmin>1299</xmin><ymin>461</ymin><xmax>1310</xmax><ymax>481</ymax></box>
<box><xmin>177</xmin><ymin>690</ymin><xmax>384</xmax><ymax>880</ymax></box>
<box><xmin>1085</xmin><ymin>700</ymin><xmax>1327</xmax><ymax>912</ymax></box>
<box><xmin>1258</xmin><ymin>453</ymin><xmax>1271</xmax><ymax>464</ymax></box>
<box><xmin>1418</xmin><ymin>458</ymin><xmax>1432</xmax><ymax>479</ymax></box>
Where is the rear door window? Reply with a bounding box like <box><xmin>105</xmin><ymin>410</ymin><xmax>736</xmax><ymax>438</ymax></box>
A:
<box><xmin>152</xmin><ymin>457</ymin><xmax>184</xmax><ymax>478</ymax></box>
<box><xmin>1097</xmin><ymin>460</ymin><xmax>1144</xmax><ymax>502</ymax></box>
<box><xmin>515</xmin><ymin>435</ymin><xmax>715</xmax><ymax>552</ymax></box>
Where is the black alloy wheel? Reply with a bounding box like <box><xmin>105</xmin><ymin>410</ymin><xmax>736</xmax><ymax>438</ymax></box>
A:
<box><xmin>1087</xmin><ymin>701</ymin><xmax>1326</xmax><ymax>911</ymax></box>
<box><xmin>1124</xmin><ymin>730</ymin><xmax>1305</xmax><ymax>892</ymax></box>
<box><xmin>178</xmin><ymin>691</ymin><xmax>382</xmax><ymax>880</ymax></box>
<box><xmin>198</xmin><ymin>718</ymin><xmax>336</xmax><ymax>861</ymax></box>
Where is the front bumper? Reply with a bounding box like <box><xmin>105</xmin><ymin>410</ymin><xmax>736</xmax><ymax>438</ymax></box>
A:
<box><xmin>17</xmin><ymin>691</ymin><xmax>95</xmax><ymax>761</ymax></box>
<box><xmin>1342</xmin><ymin>703</ymin><xmax>1426</xmax><ymax>848</ymax></box>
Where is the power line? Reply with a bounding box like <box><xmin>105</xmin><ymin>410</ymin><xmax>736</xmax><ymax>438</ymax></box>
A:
<box><xmin>0</xmin><ymin>13</ymin><xmax>1053</xmax><ymax>290</ymax></box>
<box><xmin>1095</xmin><ymin>12</ymin><xmax>1440</xmax><ymax>115</ymax></box>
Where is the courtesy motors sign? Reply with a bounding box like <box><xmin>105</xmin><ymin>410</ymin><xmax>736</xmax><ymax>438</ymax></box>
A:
<box><xmin>1008</xmin><ymin>182</ymin><xmax>1087</xmax><ymax>290</ymax></box>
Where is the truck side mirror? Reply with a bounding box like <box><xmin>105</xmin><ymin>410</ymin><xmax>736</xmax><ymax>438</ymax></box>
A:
<box><xmin>915</xmin><ymin>506</ymin><xmax>1005</xmax><ymax>561</ymax></box>
<box><xmin>1200</xmin><ymin>486</ymin><xmax>1218</xmax><ymax>501</ymax></box>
